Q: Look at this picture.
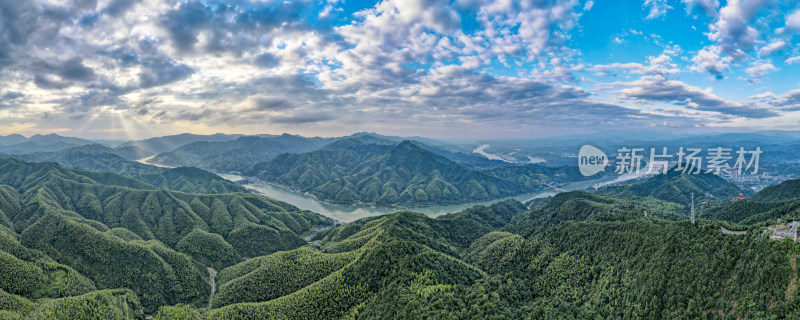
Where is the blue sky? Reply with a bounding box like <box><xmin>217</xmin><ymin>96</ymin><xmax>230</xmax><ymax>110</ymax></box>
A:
<box><xmin>0</xmin><ymin>0</ymin><xmax>799</xmax><ymax>139</ymax></box>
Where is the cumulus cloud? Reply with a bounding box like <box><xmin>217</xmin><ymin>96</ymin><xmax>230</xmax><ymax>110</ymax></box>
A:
<box><xmin>758</xmin><ymin>41</ymin><xmax>786</xmax><ymax>57</ymax></box>
<box><xmin>591</xmin><ymin>54</ymin><xmax>679</xmax><ymax>76</ymax></box>
<box><xmin>770</xmin><ymin>89</ymin><xmax>800</xmax><ymax>110</ymax></box>
<box><xmin>784</xmin><ymin>9</ymin><xmax>800</xmax><ymax>33</ymax></box>
<box><xmin>707</xmin><ymin>0</ymin><xmax>771</xmax><ymax>59</ymax></box>
<box><xmin>0</xmin><ymin>0</ymin><xmax>794</xmax><ymax>138</ymax></box>
<box><xmin>690</xmin><ymin>46</ymin><xmax>731</xmax><ymax>77</ymax></box>
<box><xmin>616</xmin><ymin>75</ymin><xmax>777</xmax><ymax>118</ymax></box>
<box><xmin>744</xmin><ymin>61</ymin><xmax>776</xmax><ymax>82</ymax></box>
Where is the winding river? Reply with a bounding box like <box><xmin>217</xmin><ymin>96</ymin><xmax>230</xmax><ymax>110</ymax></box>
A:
<box><xmin>216</xmin><ymin>173</ymin><xmax>612</xmax><ymax>223</ymax></box>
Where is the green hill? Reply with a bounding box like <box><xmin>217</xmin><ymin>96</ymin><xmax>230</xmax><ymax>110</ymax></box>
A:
<box><xmin>600</xmin><ymin>165</ymin><xmax>745</xmax><ymax>205</ymax></box>
<box><xmin>249</xmin><ymin>140</ymin><xmax>570</xmax><ymax>207</ymax></box>
<box><xmin>206</xmin><ymin>190</ymin><xmax>799</xmax><ymax>319</ymax></box>
<box><xmin>10</xmin><ymin>146</ymin><xmax>247</xmax><ymax>194</ymax></box>
<box><xmin>0</xmin><ymin>158</ymin><xmax>332</xmax><ymax>313</ymax></box>
<box><xmin>149</xmin><ymin>134</ymin><xmax>334</xmax><ymax>172</ymax></box>
<box><xmin>700</xmin><ymin>179</ymin><xmax>800</xmax><ymax>224</ymax></box>
<box><xmin>3</xmin><ymin>153</ymin><xmax>800</xmax><ymax>318</ymax></box>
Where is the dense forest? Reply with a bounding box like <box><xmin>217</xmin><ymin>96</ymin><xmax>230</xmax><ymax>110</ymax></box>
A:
<box><xmin>2</xmin><ymin>154</ymin><xmax>800</xmax><ymax>318</ymax></box>
<box><xmin>5</xmin><ymin>145</ymin><xmax>247</xmax><ymax>194</ymax></box>
<box><xmin>248</xmin><ymin>138</ymin><xmax>589</xmax><ymax>207</ymax></box>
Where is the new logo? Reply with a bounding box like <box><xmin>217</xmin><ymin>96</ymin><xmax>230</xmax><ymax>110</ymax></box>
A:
<box><xmin>578</xmin><ymin>145</ymin><xmax>608</xmax><ymax>176</ymax></box>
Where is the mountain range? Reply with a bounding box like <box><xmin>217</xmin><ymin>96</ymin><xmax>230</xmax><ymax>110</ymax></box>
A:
<box><xmin>0</xmin><ymin>150</ymin><xmax>799</xmax><ymax>318</ymax></box>
<box><xmin>248</xmin><ymin>138</ymin><xmax>589</xmax><ymax>206</ymax></box>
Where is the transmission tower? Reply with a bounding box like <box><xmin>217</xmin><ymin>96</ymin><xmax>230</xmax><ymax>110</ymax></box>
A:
<box><xmin>690</xmin><ymin>192</ymin><xmax>695</xmax><ymax>225</ymax></box>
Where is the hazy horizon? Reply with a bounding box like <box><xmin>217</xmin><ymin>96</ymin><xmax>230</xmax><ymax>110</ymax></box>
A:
<box><xmin>4</xmin><ymin>128</ymin><xmax>800</xmax><ymax>144</ymax></box>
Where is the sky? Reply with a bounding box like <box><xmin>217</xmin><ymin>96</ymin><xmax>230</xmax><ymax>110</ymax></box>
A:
<box><xmin>1</xmin><ymin>0</ymin><xmax>800</xmax><ymax>140</ymax></box>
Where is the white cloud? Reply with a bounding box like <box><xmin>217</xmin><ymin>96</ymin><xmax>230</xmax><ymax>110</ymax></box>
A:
<box><xmin>690</xmin><ymin>46</ymin><xmax>731</xmax><ymax>76</ymax></box>
<box><xmin>745</xmin><ymin>62</ymin><xmax>777</xmax><ymax>81</ymax></box>
<box><xmin>786</xmin><ymin>56</ymin><xmax>800</xmax><ymax>64</ymax></box>
<box><xmin>707</xmin><ymin>0</ymin><xmax>771</xmax><ymax>59</ymax></box>
<box><xmin>643</xmin><ymin>0</ymin><xmax>672</xmax><ymax>19</ymax></box>
<box><xmin>615</xmin><ymin>75</ymin><xmax>777</xmax><ymax>118</ymax></box>
<box><xmin>749</xmin><ymin>91</ymin><xmax>777</xmax><ymax>101</ymax></box>
<box><xmin>682</xmin><ymin>0</ymin><xmax>719</xmax><ymax>17</ymax></box>
<box><xmin>591</xmin><ymin>54</ymin><xmax>679</xmax><ymax>76</ymax></box>
<box><xmin>758</xmin><ymin>41</ymin><xmax>786</xmax><ymax>58</ymax></box>
<box><xmin>785</xmin><ymin>9</ymin><xmax>800</xmax><ymax>32</ymax></box>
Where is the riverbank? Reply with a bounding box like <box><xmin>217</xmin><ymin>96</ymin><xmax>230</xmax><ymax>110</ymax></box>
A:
<box><xmin>217</xmin><ymin>172</ymin><xmax>614</xmax><ymax>223</ymax></box>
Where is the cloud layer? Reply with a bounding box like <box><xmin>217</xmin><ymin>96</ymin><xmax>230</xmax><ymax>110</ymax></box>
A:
<box><xmin>0</xmin><ymin>0</ymin><xmax>798</xmax><ymax>139</ymax></box>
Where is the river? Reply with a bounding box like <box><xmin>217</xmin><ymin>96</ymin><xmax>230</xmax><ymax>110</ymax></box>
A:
<box><xmin>216</xmin><ymin>173</ymin><xmax>612</xmax><ymax>223</ymax></box>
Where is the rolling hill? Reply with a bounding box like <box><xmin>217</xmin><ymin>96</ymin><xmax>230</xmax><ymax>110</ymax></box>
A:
<box><xmin>0</xmin><ymin>158</ymin><xmax>332</xmax><ymax>314</ymax></box>
<box><xmin>10</xmin><ymin>145</ymin><xmax>247</xmax><ymax>194</ymax></box>
<box><xmin>118</xmin><ymin>133</ymin><xmax>245</xmax><ymax>155</ymax></box>
<box><xmin>599</xmin><ymin>164</ymin><xmax>745</xmax><ymax>205</ymax></box>
<box><xmin>249</xmin><ymin>138</ymin><xmax>593</xmax><ymax>207</ymax></box>
<box><xmin>249</xmin><ymin>140</ymin><xmax>534</xmax><ymax>206</ymax></box>
<box><xmin>149</xmin><ymin>134</ymin><xmax>335</xmax><ymax>172</ymax></box>
<box><xmin>2</xmin><ymin>152</ymin><xmax>800</xmax><ymax>318</ymax></box>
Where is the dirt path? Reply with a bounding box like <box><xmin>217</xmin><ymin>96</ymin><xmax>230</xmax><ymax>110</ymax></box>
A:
<box><xmin>207</xmin><ymin>267</ymin><xmax>217</xmax><ymax>310</ymax></box>
<box><xmin>786</xmin><ymin>252</ymin><xmax>797</xmax><ymax>302</ymax></box>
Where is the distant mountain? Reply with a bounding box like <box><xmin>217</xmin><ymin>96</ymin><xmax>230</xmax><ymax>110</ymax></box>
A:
<box><xmin>249</xmin><ymin>139</ymin><xmax>554</xmax><ymax>206</ymax></box>
<box><xmin>410</xmin><ymin>141</ymin><xmax>511</xmax><ymax>169</ymax></box>
<box><xmin>10</xmin><ymin>144</ymin><xmax>246</xmax><ymax>194</ymax></box>
<box><xmin>599</xmin><ymin>164</ymin><xmax>745</xmax><ymax>205</ymax></box>
<box><xmin>0</xmin><ymin>134</ymin><xmax>27</xmax><ymax>145</ymax></box>
<box><xmin>149</xmin><ymin>134</ymin><xmax>336</xmax><ymax>172</ymax></box>
<box><xmin>119</xmin><ymin>133</ymin><xmax>244</xmax><ymax>154</ymax></box>
<box><xmin>0</xmin><ymin>133</ymin><xmax>96</xmax><ymax>154</ymax></box>
<box><xmin>16</xmin><ymin>145</ymin><xmax>164</xmax><ymax>176</ymax></box>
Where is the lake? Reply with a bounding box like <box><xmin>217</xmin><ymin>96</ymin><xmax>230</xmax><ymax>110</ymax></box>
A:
<box><xmin>217</xmin><ymin>173</ymin><xmax>612</xmax><ymax>223</ymax></box>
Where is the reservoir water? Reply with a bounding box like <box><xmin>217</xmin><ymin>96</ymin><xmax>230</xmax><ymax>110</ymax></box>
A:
<box><xmin>216</xmin><ymin>173</ymin><xmax>612</xmax><ymax>223</ymax></box>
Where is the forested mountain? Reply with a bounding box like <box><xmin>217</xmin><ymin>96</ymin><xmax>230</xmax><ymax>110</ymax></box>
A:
<box><xmin>118</xmin><ymin>133</ymin><xmax>245</xmax><ymax>155</ymax></box>
<box><xmin>249</xmin><ymin>139</ymin><xmax>591</xmax><ymax>207</ymax></box>
<box><xmin>2</xmin><ymin>153</ymin><xmax>800</xmax><ymax>318</ymax></box>
<box><xmin>206</xmin><ymin>190</ymin><xmax>800</xmax><ymax>319</ymax></box>
<box><xmin>149</xmin><ymin>134</ymin><xmax>335</xmax><ymax>172</ymax></box>
<box><xmin>16</xmin><ymin>144</ymin><xmax>165</xmax><ymax>176</ymax></box>
<box><xmin>600</xmin><ymin>165</ymin><xmax>745</xmax><ymax>205</ymax></box>
<box><xmin>0</xmin><ymin>158</ymin><xmax>332</xmax><ymax>317</ymax></box>
<box><xmin>700</xmin><ymin>178</ymin><xmax>800</xmax><ymax>224</ymax></box>
<box><xmin>249</xmin><ymin>140</ymin><xmax>535</xmax><ymax>206</ymax></box>
<box><xmin>8</xmin><ymin>145</ymin><xmax>246</xmax><ymax>194</ymax></box>
<box><xmin>0</xmin><ymin>133</ymin><xmax>96</xmax><ymax>154</ymax></box>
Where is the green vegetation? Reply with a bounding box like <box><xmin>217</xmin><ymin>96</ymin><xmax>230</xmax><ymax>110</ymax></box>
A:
<box><xmin>249</xmin><ymin>139</ymin><xmax>584</xmax><ymax>207</ymax></box>
<box><xmin>150</xmin><ymin>134</ymin><xmax>333</xmax><ymax>172</ymax></box>
<box><xmin>3</xmin><ymin>153</ymin><xmax>800</xmax><ymax>318</ymax></box>
<box><xmin>10</xmin><ymin>146</ymin><xmax>247</xmax><ymax>194</ymax></box>
<box><xmin>0</xmin><ymin>158</ymin><xmax>332</xmax><ymax>314</ymax></box>
<box><xmin>701</xmin><ymin>178</ymin><xmax>800</xmax><ymax>224</ymax></box>
<box><xmin>153</xmin><ymin>304</ymin><xmax>203</xmax><ymax>320</ymax></box>
<box><xmin>600</xmin><ymin>165</ymin><xmax>745</xmax><ymax>205</ymax></box>
<box><xmin>135</xmin><ymin>167</ymin><xmax>247</xmax><ymax>194</ymax></box>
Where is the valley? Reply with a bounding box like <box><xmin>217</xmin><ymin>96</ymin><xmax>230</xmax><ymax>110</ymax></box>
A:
<box><xmin>1</xmin><ymin>131</ymin><xmax>800</xmax><ymax>319</ymax></box>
